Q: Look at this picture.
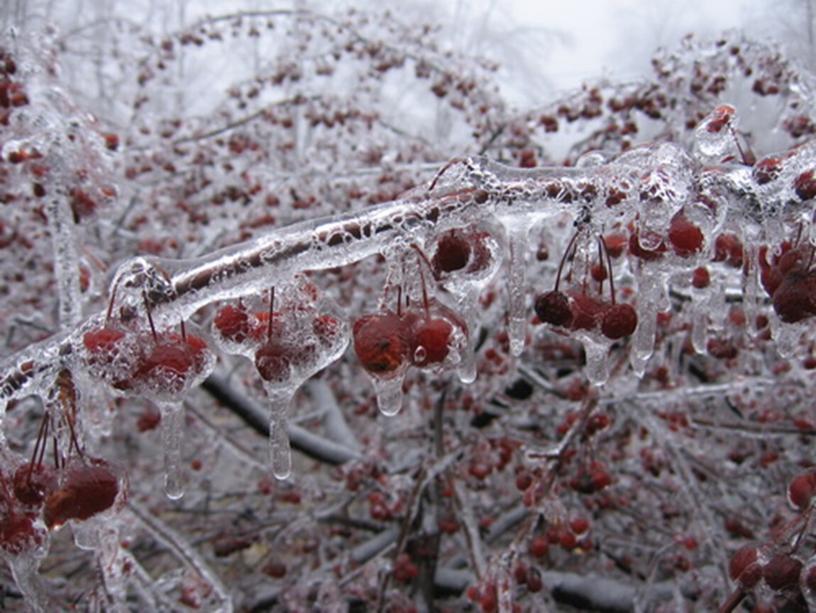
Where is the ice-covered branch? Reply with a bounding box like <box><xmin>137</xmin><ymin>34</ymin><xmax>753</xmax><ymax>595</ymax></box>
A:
<box><xmin>0</xmin><ymin>137</ymin><xmax>805</xmax><ymax>410</ymax></box>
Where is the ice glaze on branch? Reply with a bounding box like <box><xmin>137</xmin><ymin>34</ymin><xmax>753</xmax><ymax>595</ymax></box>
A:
<box><xmin>0</xmin><ymin>138</ymin><xmax>806</xmax><ymax>407</ymax></box>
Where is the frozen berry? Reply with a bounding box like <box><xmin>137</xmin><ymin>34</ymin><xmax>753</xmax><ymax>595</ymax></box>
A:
<box><xmin>534</xmin><ymin>290</ymin><xmax>572</xmax><ymax>327</ymax></box>
<box><xmin>601</xmin><ymin>303</ymin><xmax>638</xmax><ymax>339</ymax></box>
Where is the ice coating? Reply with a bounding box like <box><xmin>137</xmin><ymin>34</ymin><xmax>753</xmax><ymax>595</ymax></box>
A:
<box><xmin>159</xmin><ymin>401</ymin><xmax>186</xmax><ymax>500</ymax></box>
<box><xmin>0</xmin><ymin>141</ymin><xmax>779</xmax><ymax>410</ymax></box>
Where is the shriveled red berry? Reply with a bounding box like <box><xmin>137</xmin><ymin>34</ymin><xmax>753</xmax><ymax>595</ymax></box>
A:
<box><xmin>668</xmin><ymin>212</ymin><xmax>704</xmax><ymax>257</ymax></box>
<box><xmin>763</xmin><ymin>554</ymin><xmax>802</xmax><ymax>590</ymax></box>
<box><xmin>353</xmin><ymin>313</ymin><xmax>410</xmax><ymax>376</ymax></box>
<box><xmin>534</xmin><ymin>290</ymin><xmax>572</xmax><ymax>327</ymax></box>
<box><xmin>44</xmin><ymin>460</ymin><xmax>119</xmax><ymax>529</ymax></box>
<box><xmin>787</xmin><ymin>469</ymin><xmax>816</xmax><ymax>510</ymax></box>
<box><xmin>601</xmin><ymin>303</ymin><xmax>638</xmax><ymax>339</ymax></box>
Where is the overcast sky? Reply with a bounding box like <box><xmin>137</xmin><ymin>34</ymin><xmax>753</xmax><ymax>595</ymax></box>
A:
<box><xmin>436</xmin><ymin>0</ymin><xmax>811</xmax><ymax>107</ymax></box>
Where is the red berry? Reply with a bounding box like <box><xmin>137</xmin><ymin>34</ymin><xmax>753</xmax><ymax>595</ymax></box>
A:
<box><xmin>410</xmin><ymin>317</ymin><xmax>453</xmax><ymax>367</ymax></box>
<box><xmin>213</xmin><ymin>304</ymin><xmax>250</xmax><ymax>344</ymax></box>
<box><xmin>432</xmin><ymin>230</ymin><xmax>471</xmax><ymax>273</ymax></box>
<box><xmin>569</xmin><ymin>291</ymin><xmax>606</xmax><ymax>331</ymax></box>
<box><xmin>12</xmin><ymin>463</ymin><xmax>57</xmax><ymax>507</ymax></box>
<box><xmin>43</xmin><ymin>460</ymin><xmax>119</xmax><ymax>529</ymax></box>
<box><xmin>753</xmin><ymin>156</ymin><xmax>782</xmax><ymax>185</ymax></box>
<box><xmin>713</xmin><ymin>233</ymin><xmax>744</xmax><ymax>268</ymax></box>
<box><xmin>534</xmin><ymin>290</ymin><xmax>572</xmax><ymax>327</ymax></box>
<box><xmin>135</xmin><ymin>333</ymin><xmax>209</xmax><ymax>393</ymax></box>
<box><xmin>772</xmin><ymin>272</ymin><xmax>816</xmax><ymax>323</ymax></box>
<box><xmin>254</xmin><ymin>341</ymin><xmax>293</xmax><ymax>383</ymax></box>
<box><xmin>103</xmin><ymin>133</ymin><xmax>120</xmax><ymax>151</ymax></box>
<box><xmin>795</xmin><ymin>169</ymin><xmax>816</xmax><ymax>201</ymax></box>
<box><xmin>628</xmin><ymin>229</ymin><xmax>666</xmax><ymax>261</ymax></box>
<box><xmin>763</xmin><ymin>554</ymin><xmax>802</xmax><ymax>590</ymax></box>
<box><xmin>0</xmin><ymin>510</ymin><xmax>45</xmax><ymax>556</ymax></box>
<box><xmin>787</xmin><ymin>469</ymin><xmax>816</xmax><ymax>510</ymax></box>
<box><xmin>353</xmin><ymin>313</ymin><xmax>410</xmax><ymax>376</ymax></box>
<box><xmin>569</xmin><ymin>517</ymin><xmax>590</xmax><ymax>535</ymax></box>
<box><xmin>263</xmin><ymin>560</ymin><xmax>287</xmax><ymax>578</ymax></box>
<box><xmin>668</xmin><ymin>212</ymin><xmax>704</xmax><ymax>257</ymax></box>
<box><xmin>692</xmin><ymin>266</ymin><xmax>710</xmax><ymax>289</ymax></box>
<box><xmin>729</xmin><ymin>545</ymin><xmax>761</xmax><ymax>587</ymax></box>
<box><xmin>83</xmin><ymin>326</ymin><xmax>125</xmax><ymax>355</ymax></box>
<box><xmin>526</xmin><ymin>567</ymin><xmax>543</xmax><ymax>593</ymax></box>
<box><xmin>529</xmin><ymin>535</ymin><xmax>548</xmax><ymax>558</ymax></box>
<box><xmin>601</xmin><ymin>303</ymin><xmax>638</xmax><ymax>339</ymax></box>
<box><xmin>803</xmin><ymin>563</ymin><xmax>816</xmax><ymax>592</ymax></box>
<box><xmin>705</xmin><ymin>104</ymin><xmax>735</xmax><ymax>133</ymax></box>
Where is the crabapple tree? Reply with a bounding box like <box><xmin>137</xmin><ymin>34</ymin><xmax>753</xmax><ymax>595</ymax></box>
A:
<box><xmin>0</xmin><ymin>4</ymin><xmax>815</xmax><ymax>612</ymax></box>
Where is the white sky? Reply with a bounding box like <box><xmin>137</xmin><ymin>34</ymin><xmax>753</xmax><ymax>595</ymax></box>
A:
<box><xmin>438</xmin><ymin>0</ymin><xmax>807</xmax><ymax>107</ymax></box>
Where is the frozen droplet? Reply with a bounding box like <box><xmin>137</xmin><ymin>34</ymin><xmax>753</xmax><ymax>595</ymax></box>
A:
<box><xmin>457</xmin><ymin>354</ymin><xmax>478</xmax><ymax>384</ymax></box>
<box><xmin>372</xmin><ymin>375</ymin><xmax>404</xmax><ymax>417</ymax></box>
<box><xmin>264</xmin><ymin>385</ymin><xmax>295</xmax><ymax>481</ymax></box>
<box><xmin>72</xmin><ymin>520</ymin><xmax>99</xmax><ymax>551</ymax></box>
<box><xmin>413</xmin><ymin>345</ymin><xmax>427</xmax><ymax>364</ymax></box>
<box><xmin>159</xmin><ymin>402</ymin><xmax>185</xmax><ymax>500</ymax></box>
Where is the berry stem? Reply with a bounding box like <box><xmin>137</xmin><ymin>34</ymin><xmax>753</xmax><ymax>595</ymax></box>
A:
<box><xmin>142</xmin><ymin>290</ymin><xmax>158</xmax><ymax>343</ymax></box>
<box><xmin>555</xmin><ymin>230</ymin><xmax>582</xmax><ymax>292</ymax></box>
<box><xmin>600</xmin><ymin>235</ymin><xmax>616</xmax><ymax>305</ymax></box>
<box><xmin>410</xmin><ymin>244</ymin><xmax>433</xmax><ymax>318</ymax></box>
<box><xmin>267</xmin><ymin>286</ymin><xmax>275</xmax><ymax>343</ymax></box>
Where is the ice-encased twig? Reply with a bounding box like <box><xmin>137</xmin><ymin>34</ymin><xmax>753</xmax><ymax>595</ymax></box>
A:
<box><xmin>127</xmin><ymin>500</ymin><xmax>233</xmax><ymax>612</ymax></box>
<box><xmin>0</xmin><ymin>148</ymin><xmax>785</xmax><ymax>408</ymax></box>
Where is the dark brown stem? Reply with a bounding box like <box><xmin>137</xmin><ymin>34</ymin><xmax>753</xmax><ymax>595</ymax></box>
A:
<box><xmin>601</xmin><ymin>235</ymin><xmax>616</xmax><ymax>304</ymax></box>
<box><xmin>142</xmin><ymin>290</ymin><xmax>158</xmax><ymax>343</ymax></box>
<box><xmin>267</xmin><ymin>286</ymin><xmax>275</xmax><ymax>343</ymax></box>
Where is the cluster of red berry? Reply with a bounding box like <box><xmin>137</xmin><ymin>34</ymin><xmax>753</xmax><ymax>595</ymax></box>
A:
<box><xmin>212</xmin><ymin>282</ymin><xmax>346</xmax><ymax>386</ymax></box>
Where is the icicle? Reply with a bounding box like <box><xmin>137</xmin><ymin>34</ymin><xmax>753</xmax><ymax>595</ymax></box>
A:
<box><xmin>631</xmin><ymin>274</ymin><xmax>660</xmax><ymax>377</ymax></box>
<box><xmin>582</xmin><ymin>335</ymin><xmax>610</xmax><ymax>385</ymax></box>
<box><xmin>158</xmin><ymin>401</ymin><xmax>185</xmax><ymax>500</ymax></box>
<box><xmin>690</xmin><ymin>295</ymin><xmax>709</xmax><ymax>354</ymax></box>
<box><xmin>371</xmin><ymin>374</ymin><xmax>405</xmax><ymax>417</ymax></box>
<box><xmin>46</xmin><ymin>187</ymin><xmax>83</xmax><ymax>330</ymax></box>
<box><xmin>264</xmin><ymin>384</ymin><xmax>295</xmax><ymax>480</ymax></box>
<box><xmin>506</xmin><ymin>224</ymin><xmax>530</xmax><ymax>357</ymax></box>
